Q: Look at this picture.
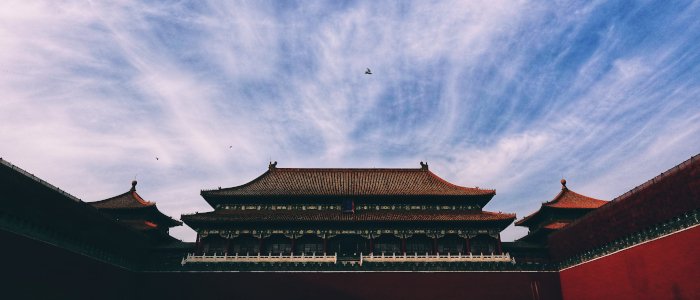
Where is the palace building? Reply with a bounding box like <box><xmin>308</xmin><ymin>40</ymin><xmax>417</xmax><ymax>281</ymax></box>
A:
<box><xmin>181</xmin><ymin>162</ymin><xmax>516</xmax><ymax>266</ymax></box>
<box><xmin>90</xmin><ymin>180</ymin><xmax>182</xmax><ymax>243</ymax></box>
<box><xmin>1</xmin><ymin>154</ymin><xmax>699</xmax><ymax>299</ymax></box>
<box><xmin>515</xmin><ymin>179</ymin><xmax>607</xmax><ymax>244</ymax></box>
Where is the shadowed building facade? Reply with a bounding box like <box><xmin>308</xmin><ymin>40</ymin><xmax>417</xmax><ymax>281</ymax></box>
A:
<box><xmin>91</xmin><ymin>180</ymin><xmax>182</xmax><ymax>243</ymax></box>
<box><xmin>2</xmin><ymin>154</ymin><xmax>698</xmax><ymax>299</ymax></box>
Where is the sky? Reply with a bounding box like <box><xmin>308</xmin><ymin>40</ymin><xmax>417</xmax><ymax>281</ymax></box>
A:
<box><xmin>1</xmin><ymin>0</ymin><xmax>699</xmax><ymax>242</ymax></box>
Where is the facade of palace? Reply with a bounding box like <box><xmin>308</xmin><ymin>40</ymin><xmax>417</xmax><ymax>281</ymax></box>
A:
<box><xmin>1</xmin><ymin>155</ymin><xmax>699</xmax><ymax>299</ymax></box>
<box><xmin>181</xmin><ymin>162</ymin><xmax>516</xmax><ymax>266</ymax></box>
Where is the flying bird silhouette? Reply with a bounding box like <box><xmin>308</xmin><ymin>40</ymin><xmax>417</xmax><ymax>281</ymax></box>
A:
<box><xmin>365</xmin><ymin>68</ymin><xmax>372</xmax><ymax>75</ymax></box>
<box><xmin>155</xmin><ymin>157</ymin><xmax>159</xmax><ymax>161</ymax></box>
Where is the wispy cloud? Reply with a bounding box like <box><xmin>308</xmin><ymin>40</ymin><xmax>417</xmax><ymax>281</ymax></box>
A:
<box><xmin>1</xmin><ymin>1</ymin><xmax>698</xmax><ymax>241</ymax></box>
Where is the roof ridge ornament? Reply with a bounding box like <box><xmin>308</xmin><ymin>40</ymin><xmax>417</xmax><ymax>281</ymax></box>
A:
<box><xmin>561</xmin><ymin>178</ymin><xmax>567</xmax><ymax>190</ymax></box>
<box><xmin>269</xmin><ymin>161</ymin><xmax>278</xmax><ymax>170</ymax></box>
<box><xmin>131</xmin><ymin>180</ymin><xmax>137</xmax><ymax>191</ymax></box>
<box><xmin>419</xmin><ymin>161</ymin><xmax>429</xmax><ymax>170</ymax></box>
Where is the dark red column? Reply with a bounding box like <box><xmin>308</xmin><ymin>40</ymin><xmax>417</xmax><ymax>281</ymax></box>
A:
<box><xmin>258</xmin><ymin>237</ymin><xmax>264</xmax><ymax>255</ymax></box>
<box><xmin>433</xmin><ymin>237</ymin><xmax>438</xmax><ymax>254</ymax></box>
<box><xmin>323</xmin><ymin>237</ymin><xmax>328</xmax><ymax>255</ymax></box>
<box><xmin>497</xmin><ymin>235</ymin><xmax>503</xmax><ymax>254</ymax></box>
<box><xmin>226</xmin><ymin>238</ymin><xmax>231</xmax><ymax>255</ymax></box>
<box><xmin>465</xmin><ymin>237</ymin><xmax>471</xmax><ymax>254</ymax></box>
<box><xmin>291</xmin><ymin>237</ymin><xmax>296</xmax><ymax>255</ymax></box>
<box><xmin>401</xmin><ymin>237</ymin><xmax>406</xmax><ymax>255</ymax></box>
<box><xmin>369</xmin><ymin>237</ymin><xmax>374</xmax><ymax>254</ymax></box>
<box><xmin>196</xmin><ymin>234</ymin><xmax>203</xmax><ymax>255</ymax></box>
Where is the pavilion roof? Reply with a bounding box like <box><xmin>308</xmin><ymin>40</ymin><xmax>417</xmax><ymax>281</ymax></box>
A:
<box><xmin>201</xmin><ymin>162</ymin><xmax>495</xmax><ymax>201</ymax></box>
<box><xmin>90</xmin><ymin>181</ymin><xmax>182</xmax><ymax>228</ymax></box>
<box><xmin>515</xmin><ymin>179</ymin><xmax>607</xmax><ymax>227</ymax></box>
<box><xmin>92</xmin><ymin>184</ymin><xmax>154</xmax><ymax>209</ymax></box>
<box><xmin>182</xmin><ymin>209</ymin><xmax>515</xmax><ymax>229</ymax></box>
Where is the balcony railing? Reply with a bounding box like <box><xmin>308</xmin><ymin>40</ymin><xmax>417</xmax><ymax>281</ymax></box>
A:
<box><xmin>181</xmin><ymin>253</ymin><xmax>337</xmax><ymax>265</ymax></box>
<box><xmin>360</xmin><ymin>252</ymin><xmax>515</xmax><ymax>265</ymax></box>
<box><xmin>181</xmin><ymin>252</ymin><xmax>515</xmax><ymax>265</ymax></box>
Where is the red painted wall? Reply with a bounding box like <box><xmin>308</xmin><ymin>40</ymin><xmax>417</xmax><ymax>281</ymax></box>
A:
<box><xmin>549</xmin><ymin>156</ymin><xmax>700</xmax><ymax>261</ymax></box>
<box><xmin>141</xmin><ymin>271</ymin><xmax>562</xmax><ymax>300</ymax></box>
<box><xmin>560</xmin><ymin>225</ymin><xmax>700</xmax><ymax>300</ymax></box>
<box><xmin>1</xmin><ymin>228</ymin><xmax>562</xmax><ymax>300</ymax></box>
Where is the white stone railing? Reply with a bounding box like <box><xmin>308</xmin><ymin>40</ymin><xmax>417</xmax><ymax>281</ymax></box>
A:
<box><xmin>360</xmin><ymin>252</ymin><xmax>515</xmax><ymax>265</ymax></box>
<box><xmin>181</xmin><ymin>253</ymin><xmax>337</xmax><ymax>265</ymax></box>
<box><xmin>181</xmin><ymin>252</ymin><xmax>515</xmax><ymax>266</ymax></box>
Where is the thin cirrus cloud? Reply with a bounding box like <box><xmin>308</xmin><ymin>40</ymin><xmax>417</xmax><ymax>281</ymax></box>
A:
<box><xmin>1</xmin><ymin>1</ymin><xmax>698</xmax><ymax>241</ymax></box>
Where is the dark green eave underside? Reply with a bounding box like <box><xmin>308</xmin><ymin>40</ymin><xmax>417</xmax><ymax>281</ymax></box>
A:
<box><xmin>201</xmin><ymin>194</ymin><xmax>495</xmax><ymax>209</ymax></box>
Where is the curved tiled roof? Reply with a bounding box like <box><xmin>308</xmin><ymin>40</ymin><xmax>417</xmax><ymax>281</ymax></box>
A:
<box><xmin>515</xmin><ymin>183</ymin><xmax>607</xmax><ymax>227</ymax></box>
<box><xmin>90</xmin><ymin>181</ymin><xmax>182</xmax><ymax>227</ymax></box>
<box><xmin>543</xmin><ymin>189</ymin><xmax>607</xmax><ymax>209</ymax></box>
<box><xmin>91</xmin><ymin>190</ymin><xmax>154</xmax><ymax>209</ymax></box>
<box><xmin>182</xmin><ymin>209</ymin><xmax>515</xmax><ymax>225</ymax></box>
<box><xmin>202</xmin><ymin>167</ymin><xmax>495</xmax><ymax>198</ymax></box>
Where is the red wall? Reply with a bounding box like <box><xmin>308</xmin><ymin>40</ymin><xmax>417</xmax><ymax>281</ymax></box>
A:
<box><xmin>0</xmin><ymin>229</ymin><xmax>137</xmax><ymax>299</ymax></box>
<box><xmin>141</xmin><ymin>271</ymin><xmax>562</xmax><ymax>300</ymax></box>
<box><xmin>559</xmin><ymin>225</ymin><xmax>700</xmax><ymax>300</ymax></box>
<box><xmin>1</xmin><ymin>227</ymin><xmax>562</xmax><ymax>300</ymax></box>
<box><xmin>549</xmin><ymin>156</ymin><xmax>700</xmax><ymax>261</ymax></box>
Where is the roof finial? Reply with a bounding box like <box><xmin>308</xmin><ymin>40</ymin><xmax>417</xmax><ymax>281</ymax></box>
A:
<box><xmin>560</xmin><ymin>178</ymin><xmax>567</xmax><ymax>190</ymax></box>
<box><xmin>131</xmin><ymin>180</ymin><xmax>137</xmax><ymax>191</ymax></box>
<box><xmin>419</xmin><ymin>161</ymin><xmax>428</xmax><ymax>170</ymax></box>
<box><xmin>269</xmin><ymin>161</ymin><xmax>278</xmax><ymax>170</ymax></box>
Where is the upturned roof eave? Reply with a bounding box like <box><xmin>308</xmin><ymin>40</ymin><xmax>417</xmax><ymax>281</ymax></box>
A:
<box><xmin>201</xmin><ymin>193</ymin><xmax>495</xmax><ymax>208</ymax></box>
<box><xmin>516</xmin><ymin>205</ymin><xmax>599</xmax><ymax>227</ymax></box>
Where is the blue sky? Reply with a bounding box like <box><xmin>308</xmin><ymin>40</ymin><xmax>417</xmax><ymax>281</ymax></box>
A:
<box><xmin>1</xmin><ymin>1</ymin><xmax>698</xmax><ymax>241</ymax></box>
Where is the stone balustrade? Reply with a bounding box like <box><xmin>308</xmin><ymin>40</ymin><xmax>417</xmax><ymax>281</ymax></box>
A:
<box><xmin>181</xmin><ymin>252</ymin><xmax>337</xmax><ymax>265</ymax></box>
<box><xmin>182</xmin><ymin>252</ymin><xmax>516</xmax><ymax>266</ymax></box>
<box><xmin>360</xmin><ymin>252</ymin><xmax>514</xmax><ymax>265</ymax></box>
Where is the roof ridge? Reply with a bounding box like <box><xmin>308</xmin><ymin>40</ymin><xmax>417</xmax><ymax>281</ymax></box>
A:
<box><xmin>91</xmin><ymin>190</ymin><xmax>132</xmax><ymax>204</ymax></box>
<box><xmin>276</xmin><ymin>167</ymin><xmax>424</xmax><ymax>172</ymax></box>
<box><xmin>202</xmin><ymin>170</ymin><xmax>273</xmax><ymax>194</ymax></box>
<box><xmin>0</xmin><ymin>157</ymin><xmax>83</xmax><ymax>203</ymax></box>
<box><xmin>131</xmin><ymin>190</ymin><xmax>154</xmax><ymax>206</ymax></box>
<box><xmin>426</xmin><ymin>170</ymin><xmax>496</xmax><ymax>193</ymax></box>
<box><xmin>544</xmin><ymin>188</ymin><xmax>606</xmax><ymax>207</ymax></box>
<box><xmin>610</xmin><ymin>153</ymin><xmax>699</xmax><ymax>203</ymax></box>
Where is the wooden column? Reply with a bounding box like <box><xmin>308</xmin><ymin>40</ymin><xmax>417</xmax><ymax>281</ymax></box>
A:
<box><xmin>258</xmin><ymin>237</ymin><xmax>264</xmax><ymax>255</ymax></box>
<box><xmin>226</xmin><ymin>238</ymin><xmax>231</xmax><ymax>255</ymax></box>
<box><xmin>465</xmin><ymin>237</ymin><xmax>471</xmax><ymax>254</ymax></box>
<box><xmin>291</xmin><ymin>236</ymin><xmax>296</xmax><ymax>255</ymax></box>
<box><xmin>323</xmin><ymin>237</ymin><xmax>328</xmax><ymax>255</ymax></box>
<box><xmin>497</xmin><ymin>234</ymin><xmax>503</xmax><ymax>254</ymax></box>
<box><xmin>432</xmin><ymin>237</ymin><xmax>438</xmax><ymax>254</ymax></box>
<box><xmin>369</xmin><ymin>237</ymin><xmax>374</xmax><ymax>254</ymax></box>
<box><xmin>401</xmin><ymin>237</ymin><xmax>406</xmax><ymax>255</ymax></box>
<box><xmin>195</xmin><ymin>234</ymin><xmax>202</xmax><ymax>255</ymax></box>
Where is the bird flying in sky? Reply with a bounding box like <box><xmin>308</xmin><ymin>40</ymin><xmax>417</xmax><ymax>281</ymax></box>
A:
<box><xmin>365</xmin><ymin>68</ymin><xmax>372</xmax><ymax>75</ymax></box>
